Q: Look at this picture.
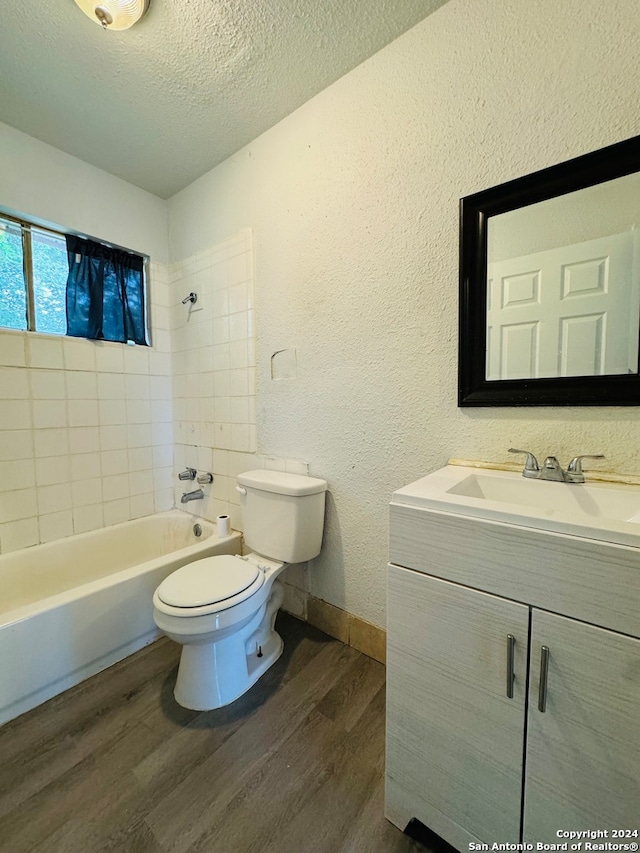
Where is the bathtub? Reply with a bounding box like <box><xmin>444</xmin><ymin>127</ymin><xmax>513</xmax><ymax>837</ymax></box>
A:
<box><xmin>0</xmin><ymin>510</ymin><xmax>241</xmax><ymax>726</ymax></box>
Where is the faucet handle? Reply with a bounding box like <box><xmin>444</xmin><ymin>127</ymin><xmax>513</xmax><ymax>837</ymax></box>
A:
<box><xmin>567</xmin><ymin>454</ymin><xmax>605</xmax><ymax>475</ymax></box>
<box><xmin>508</xmin><ymin>448</ymin><xmax>540</xmax><ymax>472</ymax></box>
<box><xmin>178</xmin><ymin>467</ymin><xmax>197</xmax><ymax>481</ymax></box>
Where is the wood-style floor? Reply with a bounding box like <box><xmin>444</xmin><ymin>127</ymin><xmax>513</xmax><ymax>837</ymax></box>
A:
<box><xmin>0</xmin><ymin>613</ymin><xmax>429</xmax><ymax>853</ymax></box>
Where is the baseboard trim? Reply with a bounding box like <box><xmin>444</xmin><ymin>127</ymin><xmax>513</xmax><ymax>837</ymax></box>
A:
<box><xmin>304</xmin><ymin>596</ymin><xmax>386</xmax><ymax>664</ymax></box>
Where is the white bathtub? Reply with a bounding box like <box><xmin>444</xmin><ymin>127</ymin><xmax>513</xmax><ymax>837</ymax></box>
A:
<box><xmin>1</xmin><ymin>510</ymin><xmax>242</xmax><ymax>726</ymax></box>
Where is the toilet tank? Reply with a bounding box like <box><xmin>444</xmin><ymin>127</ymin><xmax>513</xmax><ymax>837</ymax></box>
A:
<box><xmin>236</xmin><ymin>470</ymin><xmax>327</xmax><ymax>563</ymax></box>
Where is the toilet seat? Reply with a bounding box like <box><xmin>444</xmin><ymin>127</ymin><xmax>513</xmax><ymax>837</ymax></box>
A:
<box><xmin>155</xmin><ymin>555</ymin><xmax>265</xmax><ymax>616</ymax></box>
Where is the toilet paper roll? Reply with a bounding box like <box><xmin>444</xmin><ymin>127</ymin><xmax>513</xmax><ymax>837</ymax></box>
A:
<box><xmin>217</xmin><ymin>515</ymin><xmax>230</xmax><ymax>537</ymax></box>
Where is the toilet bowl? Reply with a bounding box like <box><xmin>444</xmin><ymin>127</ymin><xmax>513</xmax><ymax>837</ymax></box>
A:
<box><xmin>153</xmin><ymin>470</ymin><xmax>327</xmax><ymax>710</ymax></box>
<box><xmin>153</xmin><ymin>553</ymin><xmax>287</xmax><ymax>709</ymax></box>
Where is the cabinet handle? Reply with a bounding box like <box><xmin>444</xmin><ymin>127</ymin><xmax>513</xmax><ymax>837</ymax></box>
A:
<box><xmin>506</xmin><ymin>634</ymin><xmax>516</xmax><ymax>698</ymax></box>
<box><xmin>538</xmin><ymin>646</ymin><xmax>550</xmax><ymax>712</ymax></box>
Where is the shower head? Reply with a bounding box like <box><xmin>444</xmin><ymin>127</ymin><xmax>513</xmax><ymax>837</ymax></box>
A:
<box><xmin>182</xmin><ymin>292</ymin><xmax>198</xmax><ymax>305</ymax></box>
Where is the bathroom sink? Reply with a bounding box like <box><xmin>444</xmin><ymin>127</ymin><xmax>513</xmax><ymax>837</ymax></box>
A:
<box><xmin>392</xmin><ymin>465</ymin><xmax>640</xmax><ymax>547</ymax></box>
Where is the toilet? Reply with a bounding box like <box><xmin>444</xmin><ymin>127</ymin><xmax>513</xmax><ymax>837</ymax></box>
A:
<box><xmin>153</xmin><ymin>469</ymin><xmax>327</xmax><ymax>710</ymax></box>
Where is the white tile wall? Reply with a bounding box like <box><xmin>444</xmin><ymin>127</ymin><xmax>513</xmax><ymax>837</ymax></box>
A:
<box><xmin>170</xmin><ymin>229</ymin><xmax>309</xmax><ymax>538</ymax></box>
<box><xmin>171</xmin><ymin>230</ymin><xmax>256</xmax><ymax>459</ymax></box>
<box><xmin>0</xmin><ymin>262</ymin><xmax>174</xmax><ymax>554</ymax></box>
<box><xmin>171</xmin><ymin>230</ymin><xmax>254</xmax><ymax>526</ymax></box>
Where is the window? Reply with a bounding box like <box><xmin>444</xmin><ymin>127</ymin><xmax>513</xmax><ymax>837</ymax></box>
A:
<box><xmin>0</xmin><ymin>213</ymin><xmax>148</xmax><ymax>344</ymax></box>
<box><xmin>0</xmin><ymin>218</ymin><xmax>28</xmax><ymax>331</ymax></box>
<box><xmin>32</xmin><ymin>227</ymin><xmax>68</xmax><ymax>335</ymax></box>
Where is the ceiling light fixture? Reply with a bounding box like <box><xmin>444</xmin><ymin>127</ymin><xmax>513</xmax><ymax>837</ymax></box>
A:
<box><xmin>73</xmin><ymin>0</ymin><xmax>149</xmax><ymax>30</ymax></box>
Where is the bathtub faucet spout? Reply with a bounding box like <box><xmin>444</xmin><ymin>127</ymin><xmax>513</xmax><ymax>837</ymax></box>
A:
<box><xmin>181</xmin><ymin>489</ymin><xmax>204</xmax><ymax>503</ymax></box>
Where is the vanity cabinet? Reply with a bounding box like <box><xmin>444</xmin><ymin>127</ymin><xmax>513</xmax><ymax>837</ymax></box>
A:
<box><xmin>386</xmin><ymin>504</ymin><xmax>640</xmax><ymax>851</ymax></box>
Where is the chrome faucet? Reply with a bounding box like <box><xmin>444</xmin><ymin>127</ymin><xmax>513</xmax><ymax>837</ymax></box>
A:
<box><xmin>538</xmin><ymin>455</ymin><xmax>572</xmax><ymax>482</ymax></box>
<box><xmin>178</xmin><ymin>468</ymin><xmax>197</xmax><ymax>481</ymax></box>
<box><xmin>508</xmin><ymin>449</ymin><xmax>604</xmax><ymax>484</ymax></box>
<box><xmin>181</xmin><ymin>488</ymin><xmax>204</xmax><ymax>503</ymax></box>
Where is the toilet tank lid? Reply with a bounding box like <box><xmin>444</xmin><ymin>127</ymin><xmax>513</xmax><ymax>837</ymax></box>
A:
<box><xmin>237</xmin><ymin>470</ymin><xmax>327</xmax><ymax>496</ymax></box>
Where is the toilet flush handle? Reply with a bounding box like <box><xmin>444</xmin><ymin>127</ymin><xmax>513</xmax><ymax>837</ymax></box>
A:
<box><xmin>235</xmin><ymin>485</ymin><xmax>247</xmax><ymax>496</ymax></box>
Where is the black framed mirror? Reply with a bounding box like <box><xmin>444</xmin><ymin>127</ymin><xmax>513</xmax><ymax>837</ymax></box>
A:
<box><xmin>459</xmin><ymin>135</ymin><xmax>640</xmax><ymax>406</ymax></box>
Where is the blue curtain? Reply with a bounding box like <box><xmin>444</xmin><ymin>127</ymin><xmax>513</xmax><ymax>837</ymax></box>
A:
<box><xmin>65</xmin><ymin>235</ymin><xmax>148</xmax><ymax>345</ymax></box>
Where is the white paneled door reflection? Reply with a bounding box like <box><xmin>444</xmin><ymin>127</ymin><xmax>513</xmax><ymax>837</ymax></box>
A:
<box><xmin>486</xmin><ymin>231</ymin><xmax>639</xmax><ymax>380</ymax></box>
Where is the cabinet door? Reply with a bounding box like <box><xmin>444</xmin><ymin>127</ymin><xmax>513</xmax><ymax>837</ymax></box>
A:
<box><xmin>524</xmin><ymin>610</ymin><xmax>640</xmax><ymax>841</ymax></box>
<box><xmin>386</xmin><ymin>565</ymin><xmax>529</xmax><ymax>850</ymax></box>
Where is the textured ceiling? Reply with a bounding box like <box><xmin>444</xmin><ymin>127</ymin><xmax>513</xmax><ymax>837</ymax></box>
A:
<box><xmin>0</xmin><ymin>0</ymin><xmax>448</xmax><ymax>198</ymax></box>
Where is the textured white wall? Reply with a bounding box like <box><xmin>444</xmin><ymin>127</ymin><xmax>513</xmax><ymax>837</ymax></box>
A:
<box><xmin>168</xmin><ymin>0</ymin><xmax>640</xmax><ymax>628</ymax></box>
<box><xmin>0</xmin><ymin>122</ymin><xmax>168</xmax><ymax>262</ymax></box>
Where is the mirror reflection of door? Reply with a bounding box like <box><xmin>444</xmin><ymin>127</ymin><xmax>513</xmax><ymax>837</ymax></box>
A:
<box><xmin>486</xmin><ymin>231</ymin><xmax>640</xmax><ymax>380</ymax></box>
